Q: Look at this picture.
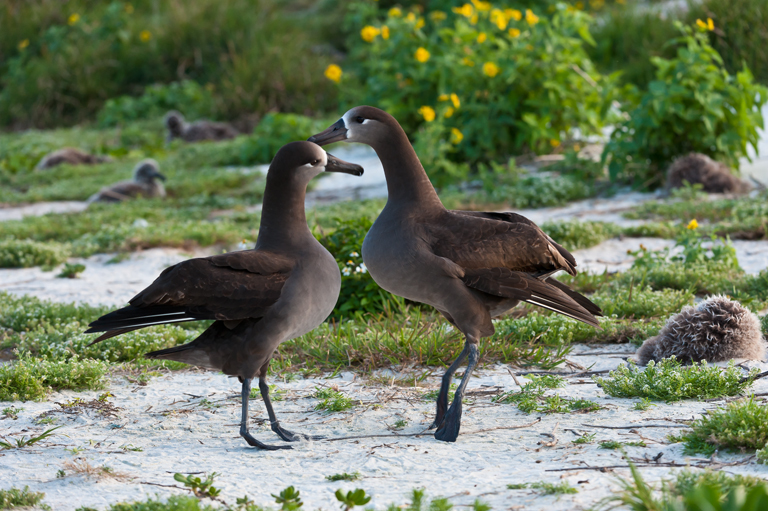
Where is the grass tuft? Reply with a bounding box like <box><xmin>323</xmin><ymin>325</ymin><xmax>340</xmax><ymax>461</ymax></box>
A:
<box><xmin>314</xmin><ymin>388</ymin><xmax>355</xmax><ymax>413</ymax></box>
<box><xmin>507</xmin><ymin>481</ymin><xmax>578</xmax><ymax>495</ymax></box>
<box><xmin>0</xmin><ymin>486</ymin><xmax>47</xmax><ymax>510</ymax></box>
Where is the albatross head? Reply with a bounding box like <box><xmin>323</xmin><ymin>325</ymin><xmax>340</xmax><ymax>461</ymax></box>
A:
<box><xmin>133</xmin><ymin>159</ymin><xmax>166</xmax><ymax>183</ymax></box>
<box><xmin>270</xmin><ymin>141</ymin><xmax>363</xmax><ymax>183</ymax></box>
<box><xmin>308</xmin><ymin>106</ymin><xmax>394</xmax><ymax>146</ymax></box>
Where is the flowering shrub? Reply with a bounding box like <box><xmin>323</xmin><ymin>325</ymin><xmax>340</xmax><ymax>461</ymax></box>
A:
<box><xmin>603</xmin><ymin>22</ymin><xmax>768</xmax><ymax>188</ymax></box>
<box><xmin>341</xmin><ymin>1</ymin><xmax>616</xmax><ymax>184</ymax></box>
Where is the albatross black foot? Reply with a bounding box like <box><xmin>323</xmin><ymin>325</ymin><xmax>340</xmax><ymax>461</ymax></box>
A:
<box><xmin>273</xmin><ymin>425</ymin><xmax>324</xmax><ymax>442</ymax></box>
<box><xmin>434</xmin><ymin>401</ymin><xmax>462</xmax><ymax>442</ymax></box>
<box><xmin>241</xmin><ymin>430</ymin><xmax>293</xmax><ymax>450</ymax></box>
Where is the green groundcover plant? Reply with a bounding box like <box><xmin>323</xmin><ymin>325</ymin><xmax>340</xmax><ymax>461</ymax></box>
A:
<box><xmin>603</xmin><ymin>21</ymin><xmax>768</xmax><ymax>188</ymax></box>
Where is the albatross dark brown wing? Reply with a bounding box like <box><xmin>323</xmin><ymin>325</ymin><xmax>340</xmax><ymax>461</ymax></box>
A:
<box><xmin>85</xmin><ymin>250</ymin><xmax>293</xmax><ymax>344</ymax></box>
<box><xmin>428</xmin><ymin>210</ymin><xmax>577</xmax><ymax>276</ymax></box>
<box><xmin>425</xmin><ymin>210</ymin><xmax>602</xmax><ymax>325</ymax></box>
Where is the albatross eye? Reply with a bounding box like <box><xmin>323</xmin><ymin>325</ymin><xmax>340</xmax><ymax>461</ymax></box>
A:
<box><xmin>356</xmin><ymin>116</ymin><xmax>365</xmax><ymax>124</ymax></box>
<box><xmin>311</xmin><ymin>159</ymin><xmax>321</xmax><ymax>166</ymax></box>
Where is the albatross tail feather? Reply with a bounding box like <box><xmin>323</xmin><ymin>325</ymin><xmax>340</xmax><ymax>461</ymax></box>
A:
<box><xmin>462</xmin><ymin>268</ymin><xmax>601</xmax><ymax>328</ymax></box>
<box><xmin>546</xmin><ymin>277</ymin><xmax>603</xmax><ymax>317</ymax></box>
<box><xmin>85</xmin><ymin>304</ymin><xmax>202</xmax><ymax>345</ymax></box>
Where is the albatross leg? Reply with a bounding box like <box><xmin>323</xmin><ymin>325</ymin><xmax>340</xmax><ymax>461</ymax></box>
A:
<box><xmin>434</xmin><ymin>338</ymin><xmax>479</xmax><ymax>442</ymax></box>
<box><xmin>259</xmin><ymin>377</ymin><xmax>324</xmax><ymax>442</ymax></box>
<box><xmin>240</xmin><ymin>378</ymin><xmax>291</xmax><ymax>450</ymax></box>
<box><xmin>429</xmin><ymin>342</ymin><xmax>470</xmax><ymax>429</ymax></box>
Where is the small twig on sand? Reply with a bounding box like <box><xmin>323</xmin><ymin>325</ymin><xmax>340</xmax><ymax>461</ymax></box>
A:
<box><xmin>740</xmin><ymin>370</ymin><xmax>768</xmax><ymax>384</ymax></box>
<box><xmin>507</xmin><ymin>367</ymin><xmax>522</xmax><ymax>387</ymax></box>
<box><xmin>325</xmin><ymin>417</ymin><xmax>542</xmax><ymax>442</ymax></box>
<box><xmin>546</xmin><ymin>456</ymin><xmax>755</xmax><ymax>473</ymax></box>
<box><xmin>582</xmin><ymin>423</ymin><xmax>689</xmax><ymax>429</ymax></box>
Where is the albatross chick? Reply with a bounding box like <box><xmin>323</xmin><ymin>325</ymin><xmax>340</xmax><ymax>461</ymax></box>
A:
<box><xmin>36</xmin><ymin>147</ymin><xmax>111</xmax><ymax>170</ymax></box>
<box><xmin>309</xmin><ymin>106</ymin><xmax>602</xmax><ymax>443</ymax></box>
<box><xmin>88</xmin><ymin>159</ymin><xmax>166</xmax><ymax>203</ymax></box>
<box><xmin>85</xmin><ymin>141</ymin><xmax>363</xmax><ymax>449</ymax></box>
<box><xmin>164</xmin><ymin>110</ymin><xmax>239</xmax><ymax>142</ymax></box>
<box><xmin>636</xmin><ymin>295</ymin><xmax>765</xmax><ymax>365</ymax></box>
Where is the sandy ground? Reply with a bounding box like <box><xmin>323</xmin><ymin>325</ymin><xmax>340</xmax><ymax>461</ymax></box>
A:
<box><xmin>2</xmin><ymin>348</ymin><xmax>766</xmax><ymax>510</ymax></box>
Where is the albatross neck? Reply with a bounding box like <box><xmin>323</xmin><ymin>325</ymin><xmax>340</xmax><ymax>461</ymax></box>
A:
<box><xmin>256</xmin><ymin>176</ymin><xmax>312</xmax><ymax>251</ymax></box>
<box><xmin>370</xmin><ymin>128</ymin><xmax>444</xmax><ymax>210</ymax></box>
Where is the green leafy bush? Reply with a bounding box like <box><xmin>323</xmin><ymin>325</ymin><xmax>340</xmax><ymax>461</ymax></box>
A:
<box><xmin>0</xmin><ymin>486</ymin><xmax>47</xmax><ymax>510</ymax></box>
<box><xmin>344</xmin><ymin>1</ymin><xmax>615</xmax><ymax>183</ymax></box>
<box><xmin>679</xmin><ymin>397</ymin><xmax>768</xmax><ymax>455</ymax></box>
<box><xmin>97</xmin><ymin>81</ymin><xmax>216</xmax><ymax>127</ymax></box>
<box><xmin>0</xmin><ymin>238</ymin><xmax>70</xmax><ymax>269</ymax></box>
<box><xmin>0</xmin><ymin>353</ymin><xmax>109</xmax><ymax>402</ymax></box>
<box><xmin>603</xmin><ymin>22</ymin><xmax>768</xmax><ymax>188</ymax></box>
<box><xmin>594</xmin><ymin>359</ymin><xmax>758</xmax><ymax>402</ymax></box>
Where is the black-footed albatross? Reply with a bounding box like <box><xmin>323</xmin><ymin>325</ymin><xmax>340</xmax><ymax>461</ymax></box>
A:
<box><xmin>36</xmin><ymin>147</ymin><xmax>111</xmax><ymax>170</ymax></box>
<box><xmin>309</xmin><ymin>106</ymin><xmax>602</xmax><ymax>443</ymax></box>
<box><xmin>164</xmin><ymin>110</ymin><xmax>239</xmax><ymax>143</ymax></box>
<box><xmin>85</xmin><ymin>141</ymin><xmax>363</xmax><ymax>449</ymax></box>
<box><xmin>88</xmin><ymin>159</ymin><xmax>166</xmax><ymax>203</ymax></box>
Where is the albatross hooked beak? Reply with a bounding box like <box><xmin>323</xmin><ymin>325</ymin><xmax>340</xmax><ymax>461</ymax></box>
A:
<box><xmin>325</xmin><ymin>153</ymin><xmax>363</xmax><ymax>176</ymax></box>
<box><xmin>308</xmin><ymin>118</ymin><xmax>347</xmax><ymax>146</ymax></box>
<box><xmin>154</xmin><ymin>171</ymin><xmax>167</xmax><ymax>181</ymax></box>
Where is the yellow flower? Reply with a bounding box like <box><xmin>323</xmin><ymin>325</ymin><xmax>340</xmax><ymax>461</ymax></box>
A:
<box><xmin>68</xmin><ymin>13</ymin><xmax>80</xmax><ymax>26</ymax></box>
<box><xmin>477</xmin><ymin>32</ymin><xmax>487</xmax><ymax>43</ymax></box>
<box><xmin>450</xmin><ymin>128</ymin><xmax>464</xmax><ymax>144</ymax></box>
<box><xmin>470</xmin><ymin>13</ymin><xmax>478</xmax><ymax>24</ymax></box>
<box><xmin>406</xmin><ymin>12</ymin><xmax>416</xmax><ymax>22</ymax></box>
<box><xmin>430</xmin><ymin>11</ymin><xmax>447</xmax><ymax>21</ymax></box>
<box><xmin>696</xmin><ymin>19</ymin><xmax>707</xmax><ymax>29</ymax></box>
<box><xmin>444</xmin><ymin>106</ymin><xmax>454</xmax><ymax>118</ymax></box>
<box><xmin>438</xmin><ymin>94</ymin><xmax>449</xmax><ymax>101</ymax></box>
<box><xmin>450</xmin><ymin>93</ymin><xmax>460</xmax><ymax>108</ymax></box>
<box><xmin>125</xmin><ymin>3</ymin><xmax>134</xmax><ymax>14</ymax></box>
<box><xmin>550</xmin><ymin>139</ymin><xmax>560</xmax><ymax>148</ymax></box>
<box><xmin>509</xmin><ymin>28</ymin><xmax>521</xmax><ymax>38</ymax></box>
<box><xmin>575</xmin><ymin>1</ymin><xmax>585</xmax><ymax>9</ymax></box>
<box><xmin>388</xmin><ymin>7</ymin><xmax>402</xmax><ymax>17</ymax></box>
<box><xmin>707</xmin><ymin>17</ymin><xmax>714</xmax><ymax>30</ymax></box>
<box><xmin>415</xmin><ymin>18</ymin><xmax>425</xmax><ymax>29</ymax></box>
<box><xmin>525</xmin><ymin>9</ymin><xmax>539</xmax><ymax>26</ymax></box>
<box><xmin>490</xmin><ymin>9</ymin><xmax>508</xmax><ymax>30</ymax></box>
<box><xmin>505</xmin><ymin>8</ymin><xmax>522</xmax><ymax>21</ymax></box>
<box><xmin>18</xmin><ymin>39</ymin><xmax>29</xmax><ymax>50</ymax></box>
<box><xmin>687</xmin><ymin>219</ymin><xmax>699</xmax><ymax>230</ymax></box>
<box><xmin>139</xmin><ymin>30</ymin><xmax>151</xmax><ymax>42</ymax></box>
<box><xmin>452</xmin><ymin>4</ymin><xmax>473</xmax><ymax>18</ymax></box>
<box><xmin>462</xmin><ymin>57</ymin><xmax>475</xmax><ymax>67</ymax></box>
<box><xmin>415</xmin><ymin>47</ymin><xmax>430</xmax><ymax>63</ymax></box>
<box><xmin>418</xmin><ymin>106</ymin><xmax>436</xmax><ymax>122</ymax></box>
<box><xmin>471</xmin><ymin>0</ymin><xmax>492</xmax><ymax>11</ymax></box>
<box><xmin>324</xmin><ymin>64</ymin><xmax>342</xmax><ymax>83</ymax></box>
<box><xmin>482</xmin><ymin>62</ymin><xmax>500</xmax><ymax>77</ymax></box>
<box><xmin>381</xmin><ymin>26</ymin><xmax>390</xmax><ymax>39</ymax></box>
<box><xmin>361</xmin><ymin>25</ymin><xmax>380</xmax><ymax>43</ymax></box>
<box><xmin>573</xmin><ymin>143</ymin><xmax>581</xmax><ymax>152</ymax></box>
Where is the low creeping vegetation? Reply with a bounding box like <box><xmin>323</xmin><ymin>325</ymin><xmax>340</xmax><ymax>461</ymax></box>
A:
<box><xmin>507</xmin><ymin>481</ymin><xmax>578</xmax><ymax>495</ymax></box>
<box><xmin>493</xmin><ymin>374</ymin><xmax>600</xmax><ymax>414</ymax></box>
<box><xmin>326</xmin><ymin>472</ymin><xmax>361</xmax><ymax>482</ymax></box>
<box><xmin>173</xmin><ymin>473</ymin><xmax>221</xmax><ymax>499</ymax></box>
<box><xmin>599</xmin><ymin>440</ymin><xmax>647</xmax><ymax>450</ymax></box>
<box><xmin>674</xmin><ymin>397</ymin><xmax>768</xmax><ymax>456</ymax></box>
<box><xmin>594</xmin><ymin>358</ymin><xmax>758</xmax><ymax>402</ymax></box>
<box><xmin>314</xmin><ymin>387</ymin><xmax>356</xmax><ymax>413</ymax></box>
<box><xmin>0</xmin><ymin>353</ymin><xmax>108</xmax><ymax>402</ymax></box>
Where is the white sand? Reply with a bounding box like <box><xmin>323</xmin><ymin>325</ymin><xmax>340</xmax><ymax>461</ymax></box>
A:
<box><xmin>2</xmin><ymin>348</ymin><xmax>767</xmax><ymax>510</ymax></box>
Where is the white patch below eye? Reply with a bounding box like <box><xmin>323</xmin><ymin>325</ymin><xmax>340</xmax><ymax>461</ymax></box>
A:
<box><xmin>301</xmin><ymin>163</ymin><xmax>314</xmax><ymax>168</ymax></box>
<box><xmin>362</xmin><ymin>119</ymin><xmax>372</xmax><ymax>124</ymax></box>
